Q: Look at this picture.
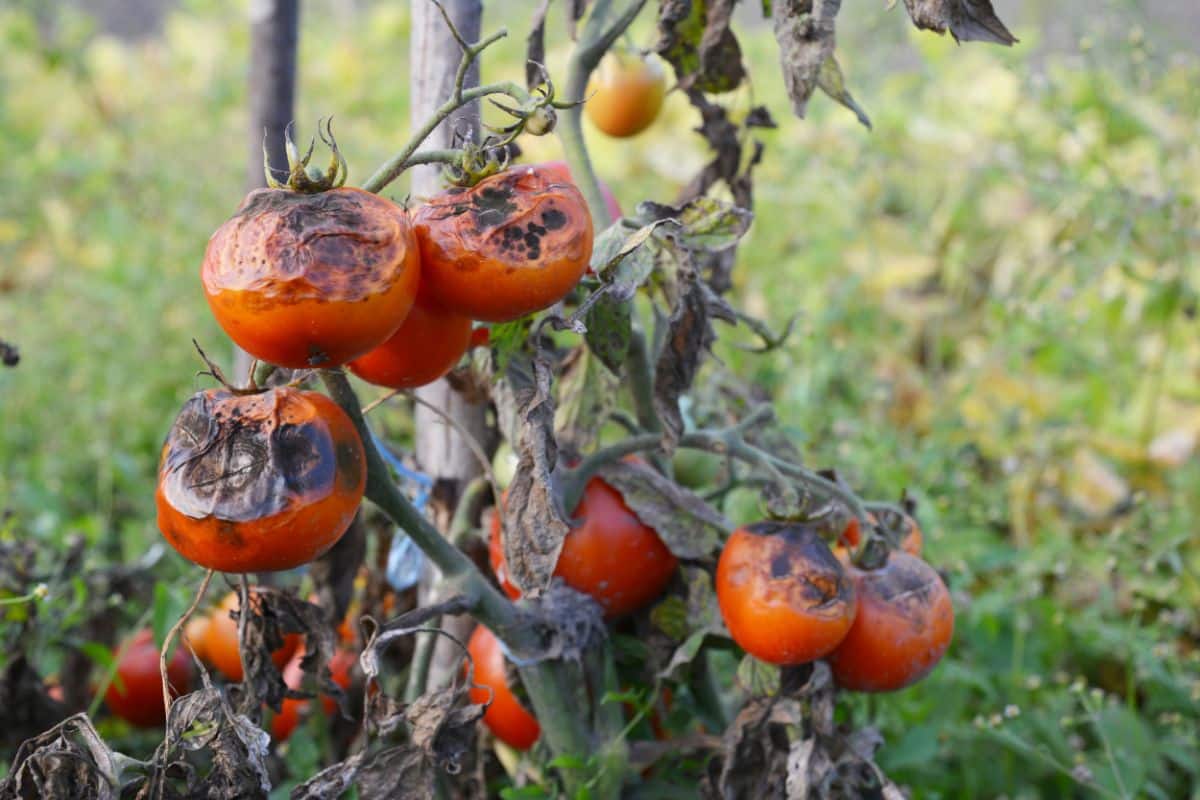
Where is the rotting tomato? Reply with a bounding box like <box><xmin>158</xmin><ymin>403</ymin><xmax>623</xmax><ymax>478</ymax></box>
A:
<box><xmin>104</xmin><ymin>629</ymin><xmax>191</xmax><ymax>728</ymax></box>
<box><xmin>202</xmin><ymin>186</ymin><xmax>420</xmax><ymax>368</ymax></box>
<box><xmin>488</xmin><ymin>476</ymin><xmax>679</xmax><ymax>617</ymax></box>
<box><xmin>414</xmin><ymin>164</ymin><xmax>593</xmax><ymax>322</ymax></box>
<box><xmin>156</xmin><ymin>387</ymin><xmax>366</xmax><ymax>573</ymax></box>
<box><xmin>536</xmin><ymin>160</ymin><xmax>622</xmax><ymax>224</ymax></box>
<box><xmin>585</xmin><ymin>51</ymin><xmax>666</xmax><ymax>138</ymax></box>
<box><xmin>827</xmin><ymin>550</ymin><xmax>954</xmax><ymax>692</ymax></box>
<box><xmin>715</xmin><ymin>521</ymin><xmax>856</xmax><ymax>666</ymax></box>
<box><xmin>202</xmin><ymin>590</ymin><xmax>303</xmax><ymax>683</ymax></box>
<box><xmin>271</xmin><ymin>648</ymin><xmax>356</xmax><ymax>741</ymax></box>
<box><xmin>841</xmin><ymin>510</ymin><xmax>922</xmax><ymax>556</ymax></box>
<box><xmin>466</xmin><ymin>625</ymin><xmax>540</xmax><ymax>751</ymax></box>
<box><xmin>347</xmin><ymin>285</ymin><xmax>472</xmax><ymax>390</ymax></box>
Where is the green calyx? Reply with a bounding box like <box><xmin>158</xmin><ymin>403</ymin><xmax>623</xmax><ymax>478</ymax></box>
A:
<box><xmin>264</xmin><ymin>117</ymin><xmax>348</xmax><ymax>193</ymax></box>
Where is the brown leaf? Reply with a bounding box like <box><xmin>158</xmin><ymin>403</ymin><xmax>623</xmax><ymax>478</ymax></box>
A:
<box><xmin>0</xmin><ymin>714</ymin><xmax>124</xmax><ymax>800</ymax></box>
<box><xmin>404</xmin><ymin>685</ymin><xmax>483</xmax><ymax>777</ymax></box>
<box><xmin>238</xmin><ymin>590</ymin><xmax>341</xmax><ymax>718</ymax></box>
<box><xmin>655</xmin><ymin>0</ymin><xmax>746</xmax><ymax>93</ymax></box>
<box><xmin>308</xmin><ymin>511</ymin><xmax>365</xmax><ymax>635</ymax></box>
<box><xmin>702</xmin><ymin>697</ymin><xmax>802</xmax><ymax>800</ymax></box>
<box><xmin>654</xmin><ymin>261</ymin><xmax>718</xmax><ymax>451</ymax></box>
<box><xmin>526</xmin><ymin>0</ymin><xmax>551</xmax><ymax>88</ymax></box>
<box><xmin>901</xmin><ymin>0</ymin><xmax>1017</xmax><ymax>45</ymax></box>
<box><xmin>501</xmin><ymin>354</ymin><xmax>570</xmax><ymax>595</ymax></box>
<box><xmin>771</xmin><ymin>0</ymin><xmax>843</xmax><ymax>118</ymax></box>
<box><xmin>596</xmin><ymin>460</ymin><xmax>729</xmax><ymax>559</ymax></box>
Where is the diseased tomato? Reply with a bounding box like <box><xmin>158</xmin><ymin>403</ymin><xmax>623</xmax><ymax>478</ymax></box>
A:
<box><xmin>201</xmin><ymin>590</ymin><xmax>303</xmax><ymax>683</ymax></box>
<box><xmin>271</xmin><ymin>648</ymin><xmax>356</xmax><ymax>741</ymax></box>
<box><xmin>585</xmin><ymin>52</ymin><xmax>666</xmax><ymax>138</ymax></box>
<box><xmin>466</xmin><ymin>626</ymin><xmax>540</xmax><ymax>750</ymax></box>
<box><xmin>716</xmin><ymin>522</ymin><xmax>856</xmax><ymax>666</ymax></box>
<box><xmin>202</xmin><ymin>186</ymin><xmax>420</xmax><ymax>368</ymax></box>
<box><xmin>536</xmin><ymin>160</ymin><xmax>622</xmax><ymax>224</ymax></box>
<box><xmin>156</xmin><ymin>387</ymin><xmax>365</xmax><ymax>573</ymax></box>
<box><xmin>104</xmin><ymin>629</ymin><xmax>191</xmax><ymax>728</ymax></box>
<box><xmin>488</xmin><ymin>477</ymin><xmax>678</xmax><ymax>617</ymax></box>
<box><xmin>827</xmin><ymin>551</ymin><xmax>954</xmax><ymax>692</ymax></box>
<box><xmin>841</xmin><ymin>510</ymin><xmax>922</xmax><ymax>556</ymax></box>
<box><xmin>347</xmin><ymin>286</ymin><xmax>472</xmax><ymax>389</ymax></box>
<box><xmin>414</xmin><ymin>165</ymin><xmax>593</xmax><ymax>322</ymax></box>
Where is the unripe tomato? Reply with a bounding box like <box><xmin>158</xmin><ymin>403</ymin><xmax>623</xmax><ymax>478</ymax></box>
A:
<box><xmin>535</xmin><ymin>160</ymin><xmax>622</xmax><ymax>224</ymax></box>
<box><xmin>347</xmin><ymin>287</ymin><xmax>472</xmax><ymax>390</ymax></box>
<box><xmin>488</xmin><ymin>477</ymin><xmax>678</xmax><ymax>617</ymax></box>
<box><xmin>585</xmin><ymin>52</ymin><xmax>666</xmax><ymax>138</ymax></box>
<box><xmin>722</xmin><ymin>486</ymin><xmax>763</xmax><ymax>527</ymax></box>
<box><xmin>466</xmin><ymin>626</ymin><xmax>540</xmax><ymax>750</ymax></box>
<box><xmin>716</xmin><ymin>522</ymin><xmax>856</xmax><ymax>665</ymax></box>
<box><xmin>841</xmin><ymin>511</ymin><xmax>922</xmax><ymax>556</ymax></box>
<box><xmin>271</xmin><ymin>648</ymin><xmax>356</xmax><ymax>741</ymax></box>
<box><xmin>201</xmin><ymin>591</ymin><xmax>303</xmax><ymax>683</ymax></box>
<box><xmin>156</xmin><ymin>387</ymin><xmax>365</xmax><ymax>573</ymax></box>
<box><xmin>104</xmin><ymin>629</ymin><xmax>191</xmax><ymax>728</ymax></box>
<box><xmin>827</xmin><ymin>551</ymin><xmax>954</xmax><ymax>692</ymax></box>
<box><xmin>414</xmin><ymin>165</ymin><xmax>593</xmax><ymax>322</ymax></box>
<box><xmin>672</xmin><ymin>448</ymin><xmax>725</xmax><ymax>490</ymax></box>
<box><xmin>490</xmin><ymin>442</ymin><xmax>518</xmax><ymax>492</ymax></box>
<box><xmin>202</xmin><ymin>187</ymin><xmax>421</xmax><ymax>368</ymax></box>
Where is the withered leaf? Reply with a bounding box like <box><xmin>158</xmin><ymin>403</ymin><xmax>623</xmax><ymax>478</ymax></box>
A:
<box><xmin>0</xmin><ymin>714</ymin><xmax>125</xmax><ymax>800</ymax></box>
<box><xmin>655</xmin><ymin>0</ymin><xmax>746</xmax><ymax>93</ymax></box>
<box><xmin>639</xmin><ymin>196</ymin><xmax>753</xmax><ymax>253</ymax></box>
<box><xmin>526</xmin><ymin>0</ymin><xmax>551</xmax><ymax>88</ymax></box>
<box><xmin>404</xmin><ymin>684</ymin><xmax>483</xmax><ymax>776</ymax></box>
<box><xmin>771</xmin><ymin>0</ymin><xmax>843</xmax><ymax>118</ymax></box>
<box><xmin>555</xmin><ymin>346</ymin><xmax>618</xmax><ymax>452</ymax></box>
<box><xmin>901</xmin><ymin>0</ymin><xmax>1017</xmax><ymax>45</ymax></box>
<box><xmin>501</xmin><ymin>353</ymin><xmax>570</xmax><ymax>595</ymax></box>
<box><xmin>654</xmin><ymin>262</ymin><xmax>717</xmax><ymax>451</ymax></box>
<box><xmin>702</xmin><ymin>697</ymin><xmax>804</xmax><ymax>800</ymax></box>
<box><xmin>238</xmin><ymin>590</ymin><xmax>341</xmax><ymax>718</ymax></box>
<box><xmin>596</xmin><ymin>460</ymin><xmax>729</xmax><ymax>558</ymax></box>
<box><xmin>584</xmin><ymin>290</ymin><xmax>632</xmax><ymax>374</ymax></box>
<box><xmin>158</xmin><ymin>684</ymin><xmax>272</xmax><ymax>799</ymax></box>
<box><xmin>308</xmin><ymin>511</ymin><xmax>365</xmax><ymax>633</ymax></box>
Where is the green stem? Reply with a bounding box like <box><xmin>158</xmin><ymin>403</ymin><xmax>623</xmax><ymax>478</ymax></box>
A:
<box><xmin>404</xmin><ymin>625</ymin><xmax>440</xmax><ymax>703</ymax></box>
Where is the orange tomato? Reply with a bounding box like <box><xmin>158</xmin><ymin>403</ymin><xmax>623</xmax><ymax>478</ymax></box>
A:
<box><xmin>202</xmin><ymin>186</ymin><xmax>420</xmax><ymax>368</ymax></box>
<box><xmin>156</xmin><ymin>387</ymin><xmax>365</xmax><ymax>573</ymax></box>
<box><xmin>585</xmin><ymin>52</ymin><xmax>666</xmax><ymax>138</ymax></box>
<box><xmin>104</xmin><ymin>629</ymin><xmax>191</xmax><ymax>728</ymax></box>
<box><xmin>347</xmin><ymin>287</ymin><xmax>472</xmax><ymax>390</ymax></box>
<box><xmin>841</xmin><ymin>510</ymin><xmax>922</xmax><ymax>556</ymax></box>
<box><xmin>716</xmin><ymin>522</ymin><xmax>856</xmax><ymax>665</ymax></box>
<box><xmin>201</xmin><ymin>590</ymin><xmax>303</xmax><ymax>683</ymax></box>
<box><xmin>466</xmin><ymin>626</ymin><xmax>540</xmax><ymax>750</ymax></box>
<box><xmin>827</xmin><ymin>551</ymin><xmax>954</xmax><ymax>692</ymax></box>
<box><xmin>414</xmin><ymin>165</ymin><xmax>593</xmax><ymax>322</ymax></box>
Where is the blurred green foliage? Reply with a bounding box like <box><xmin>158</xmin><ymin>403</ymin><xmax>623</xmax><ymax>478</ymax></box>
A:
<box><xmin>0</xmin><ymin>2</ymin><xmax>1197</xmax><ymax>798</ymax></box>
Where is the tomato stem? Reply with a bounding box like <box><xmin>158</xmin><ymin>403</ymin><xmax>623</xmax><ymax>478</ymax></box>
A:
<box><xmin>160</xmin><ymin>568</ymin><xmax>213</xmax><ymax>725</ymax></box>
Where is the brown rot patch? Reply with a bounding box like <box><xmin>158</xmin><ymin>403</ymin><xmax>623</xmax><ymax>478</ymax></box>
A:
<box><xmin>741</xmin><ymin>521</ymin><xmax>854</xmax><ymax>613</ymax></box>
<box><xmin>471</xmin><ymin>184</ymin><xmax>519</xmax><ymax>229</ymax></box>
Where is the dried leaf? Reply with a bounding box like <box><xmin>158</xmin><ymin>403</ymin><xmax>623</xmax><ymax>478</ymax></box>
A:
<box><xmin>771</xmin><ymin>0</ymin><xmax>842</xmax><ymax>118</ymax></box>
<box><xmin>596</xmin><ymin>459</ymin><xmax>729</xmax><ymax>558</ymax></box>
<box><xmin>817</xmin><ymin>55</ymin><xmax>871</xmax><ymax>128</ymax></box>
<box><xmin>526</xmin><ymin>0</ymin><xmax>552</xmax><ymax>88</ymax></box>
<box><xmin>308</xmin><ymin>511</ymin><xmax>365</xmax><ymax>633</ymax></box>
<box><xmin>702</xmin><ymin>697</ymin><xmax>802</xmax><ymax>800</ymax></box>
<box><xmin>654</xmin><ymin>263</ymin><xmax>718</xmax><ymax>450</ymax></box>
<box><xmin>655</xmin><ymin>0</ymin><xmax>746</xmax><ymax>93</ymax></box>
<box><xmin>240</xmin><ymin>590</ymin><xmax>341</xmax><ymax>718</ymax></box>
<box><xmin>638</xmin><ymin>197</ymin><xmax>753</xmax><ymax>253</ymax></box>
<box><xmin>0</xmin><ymin>714</ymin><xmax>124</xmax><ymax>800</ymax></box>
<box><xmin>901</xmin><ymin>0</ymin><xmax>1017</xmax><ymax>45</ymax></box>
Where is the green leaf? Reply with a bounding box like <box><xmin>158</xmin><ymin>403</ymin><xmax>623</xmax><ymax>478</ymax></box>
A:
<box><xmin>649</xmin><ymin>595</ymin><xmax>690</xmax><ymax>640</ymax></box>
<box><xmin>638</xmin><ymin>196</ymin><xmax>753</xmax><ymax>253</ymax></box>
<box><xmin>583</xmin><ymin>292</ymin><xmax>631</xmax><ymax>375</ymax></box>
<box><xmin>817</xmin><ymin>55</ymin><xmax>872</xmax><ymax>129</ymax></box>
<box><xmin>488</xmin><ymin>316</ymin><xmax>533</xmax><ymax>374</ymax></box>
<box><xmin>736</xmin><ymin>655</ymin><xmax>780</xmax><ymax>696</ymax></box>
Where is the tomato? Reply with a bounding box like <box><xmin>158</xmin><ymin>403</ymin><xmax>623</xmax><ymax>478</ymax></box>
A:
<box><xmin>104</xmin><ymin>629</ymin><xmax>191</xmax><ymax>728</ymax></box>
<box><xmin>201</xmin><ymin>590</ymin><xmax>303</xmax><ymax>683</ymax></box>
<box><xmin>156</xmin><ymin>387</ymin><xmax>365</xmax><ymax>573</ymax></box>
<box><xmin>414</xmin><ymin>165</ymin><xmax>593</xmax><ymax>322</ymax></box>
<box><xmin>722</xmin><ymin>486</ymin><xmax>763</xmax><ymax>527</ymax></box>
<box><xmin>469</xmin><ymin>326</ymin><xmax>491</xmax><ymax>350</ymax></box>
<box><xmin>535</xmin><ymin>160</ymin><xmax>622</xmax><ymax>224</ymax></box>
<box><xmin>488</xmin><ymin>477</ymin><xmax>678</xmax><ymax>617</ymax></box>
<box><xmin>466</xmin><ymin>626</ymin><xmax>540</xmax><ymax>750</ymax></box>
<box><xmin>347</xmin><ymin>286</ymin><xmax>472</xmax><ymax>389</ymax></box>
<box><xmin>841</xmin><ymin>510</ymin><xmax>922</xmax><ymax>556</ymax></box>
<box><xmin>202</xmin><ymin>186</ymin><xmax>420</xmax><ymax>369</ymax></box>
<box><xmin>491</xmin><ymin>442</ymin><xmax>518</xmax><ymax>492</ymax></box>
<box><xmin>827</xmin><ymin>551</ymin><xmax>954</xmax><ymax>692</ymax></box>
<box><xmin>271</xmin><ymin>648</ymin><xmax>356</xmax><ymax>741</ymax></box>
<box><xmin>585</xmin><ymin>52</ymin><xmax>666</xmax><ymax>138</ymax></box>
<box><xmin>715</xmin><ymin>522</ymin><xmax>856</xmax><ymax>666</ymax></box>
<box><xmin>182</xmin><ymin>614</ymin><xmax>211</xmax><ymax>664</ymax></box>
<box><xmin>672</xmin><ymin>448</ymin><xmax>725</xmax><ymax>490</ymax></box>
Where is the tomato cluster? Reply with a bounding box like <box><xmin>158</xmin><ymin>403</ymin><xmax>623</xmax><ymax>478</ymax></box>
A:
<box><xmin>715</xmin><ymin>513</ymin><xmax>954</xmax><ymax>693</ymax></box>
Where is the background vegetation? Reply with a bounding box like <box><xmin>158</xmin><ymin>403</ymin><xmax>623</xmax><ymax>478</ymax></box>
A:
<box><xmin>1</xmin><ymin>1</ymin><xmax>1197</xmax><ymax>797</ymax></box>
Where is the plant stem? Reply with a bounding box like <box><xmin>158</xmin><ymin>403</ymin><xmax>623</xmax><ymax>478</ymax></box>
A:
<box><xmin>404</xmin><ymin>625</ymin><xmax>440</xmax><ymax>703</ymax></box>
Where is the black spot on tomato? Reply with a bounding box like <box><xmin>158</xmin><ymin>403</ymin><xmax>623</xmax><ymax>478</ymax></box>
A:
<box><xmin>541</xmin><ymin>208</ymin><xmax>567</xmax><ymax>230</ymax></box>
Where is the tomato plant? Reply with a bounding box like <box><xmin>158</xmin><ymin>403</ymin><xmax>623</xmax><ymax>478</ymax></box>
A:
<box><xmin>104</xmin><ymin>629</ymin><xmax>191</xmax><ymax>728</ymax></box>
<box><xmin>413</xmin><ymin>164</ymin><xmax>594</xmax><ymax>322</ymax></box>
<box><xmin>715</xmin><ymin>521</ymin><xmax>856</xmax><ymax>665</ymax></box>
<box><xmin>466</xmin><ymin>625</ymin><xmax>540</xmax><ymax>751</ymax></box>
<box><xmin>585</xmin><ymin>51</ymin><xmax>666</xmax><ymax>138</ymax></box>
<box><xmin>156</xmin><ymin>386</ymin><xmax>365</xmax><ymax>572</ymax></box>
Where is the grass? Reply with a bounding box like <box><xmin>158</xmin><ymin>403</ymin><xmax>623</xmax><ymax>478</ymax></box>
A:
<box><xmin>1</xmin><ymin>1</ymin><xmax>1197</xmax><ymax>797</ymax></box>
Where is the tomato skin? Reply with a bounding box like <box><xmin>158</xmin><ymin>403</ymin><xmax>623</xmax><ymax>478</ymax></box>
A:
<box><xmin>716</xmin><ymin>522</ymin><xmax>857</xmax><ymax>666</ymax></box>
<box><xmin>535</xmin><ymin>160</ymin><xmax>622</xmax><ymax>223</ymax></box>
<box><xmin>104</xmin><ymin>629</ymin><xmax>191</xmax><ymax>728</ymax></box>
<box><xmin>841</xmin><ymin>511</ymin><xmax>922</xmax><ymax>556</ymax></box>
<box><xmin>827</xmin><ymin>551</ymin><xmax>954</xmax><ymax>692</ymax></box>
<box><xmin>202</xmin><ymin>591</ymin><xmax>303</xmax><ymax>683</ymax></box>
<box><xmin>414</xmin><ymin>165</ymin><xmax>593</xmax><ymax>322</ymax></box>
<box><xmin>271</xmin><ymin>648</ymin><xmax>356</xmax><ymax>741</ymax></box>
<box><xmin>466</xmin><ymin>626</ymin><xmax>540</xmax><ymax>750</ymax></box>
<box><xmin>202</xmin><ymin>187</ymin><xmax>421</xmax><ymax>369</ymax></box>
<box><xmin>348</xmin><ymin>288</ymin><xmax>472</xmax><ymax>389</ymax></box>
<box><xmin>156</xmin><ymin>387</ymin><xmax>366</xmax><ymax>573</ymax></box>
<box><xmin>488</xmin><ymin>477</ymin><xmax>678</xmax><ymax>617</ymax></box>
<box><xmin>585</xmin><ymin>52</ymin><xmax>666</xmax><ymax>138</ymax></box>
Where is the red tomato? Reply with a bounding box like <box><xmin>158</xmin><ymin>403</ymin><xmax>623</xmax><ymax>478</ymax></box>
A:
<box><xmin>347</xmin><ymin>287</ymin><xmax>473</xmax><ymax>390</ymax></box>
<box><xmin>466</xmin><ymin>626</ymin><xmax>540</xmax><ymax>750</ymax></box>
<box><xmin>104</xmin><ymin>629</ymin><xmax>192</xmax><ymax>728</ymax></box>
